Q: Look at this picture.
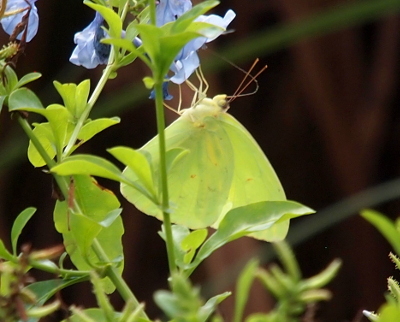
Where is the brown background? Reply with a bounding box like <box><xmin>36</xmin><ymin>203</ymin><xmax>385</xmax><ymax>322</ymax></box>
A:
<box><xmin>1</xmin><ymin>0</ymin><xmax>400</xmax><ymax>321</ymax></box>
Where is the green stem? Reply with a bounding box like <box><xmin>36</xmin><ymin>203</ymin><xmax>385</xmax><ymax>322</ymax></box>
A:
<box><xmin>17</xmin><ymin>115</ymin><xmax>68</xmax><ymax>195</ymax></box>
<box><xmin>63</xmin><ymin>49</ymin><xmax>117</xmax><ymax>157</ymax></box>
<box><xmin>148</xmin><ymin>0</ymin><xmax>176</xmax><ymax>274</ymax></box>
<box><xmin>153</xmin><ymin>81</ymin><xmax>176</xmax><ymax>274</ymax></box>
<box><xmin>28</xmin><ymin>259</ymin><xmax>91</xmax><ymax>278</ymax></box>
<box><xmin>149</xmin><ymin>0</ymin><xmax>156</xmax><ymax>26</ymax></box>
<box><xmin>91</xmin><ymin>239</ymin><xmax>148</xmax><ymax>319</ymax></box>
<box><xmin>0</xmin><ymin>0</ymin><xmax>7</xmax><ymax>20</ymax></box>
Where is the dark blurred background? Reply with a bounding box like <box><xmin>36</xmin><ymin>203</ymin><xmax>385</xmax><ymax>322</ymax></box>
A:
<box><xmin>1</xmin><ymin>0</ymin><xmax>400</xmax><ymax>321</ymax></box>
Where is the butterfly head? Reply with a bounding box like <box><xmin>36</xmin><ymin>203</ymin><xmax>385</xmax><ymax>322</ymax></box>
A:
<box><xmin>213</xmin><ymin>94</ymin><xmax>229</xmax><ymax>111</ymax></box>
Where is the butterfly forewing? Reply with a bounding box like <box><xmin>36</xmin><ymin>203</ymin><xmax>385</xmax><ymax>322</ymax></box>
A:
<box><xmin>122</xmin><ymin>108</ymin><xmax>235</xmax><ymax>228</ymax></box>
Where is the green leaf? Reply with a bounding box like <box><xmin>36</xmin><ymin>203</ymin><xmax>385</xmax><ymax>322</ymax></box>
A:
<box><xmin>181</xmin><ymin>229</ymin><xmax>208</xmax><ymax>264</ymax></box>
<box><xmin>299</xmin><ymin>259</ymin><xmax>342</xmax><ymax>291</ymax></box>
<box><xmin>102</xmin><ymin>37</ymin><xmax>145</xmax><ymax>67</ymax></box>
<box><xmin>108</xmin><ymin>146</ymin><xmax>156</xmax><ymax>197</ymax></box>
<box><xmin>14</xmin><ymin>104</ymin><xmax>71</xmax><ymax>156</ymax></box>
<box><xmin>99</xmin><ymin>209</ymin><xmax>122</xmax><ymax>228</ymax></box>
<box><xmin>27</xmin><ymin>123</ymin><xmax>56</xmax><ymax>167</ymax></box>
<box><xmin>155</xmin><ymin>272</ymin><xmax>228</xmax><ymax>322</ymax></box>
<box><xmin>53</xmin><ymin>154</ymin><xmax>156</xmax><ymax>203</ymax></box>
<box><xmin>154</xmin><ymin>273</ymin><xmax>203</xmax><ymax>321</ymax></box>
<box><xmin>52</xmin><ymin>154</ymin><xmax>125</xmax><ymax>182</ymax></box>
<box><xmin>378</xmin><ymin>303</ymin><xmax>400</xmax><ymax>321</ymax></box>
<box><xmin>75</xmin><ymin>80</ymin><xmax>91</xmax><ymax>118</ymax></box>
<box><xmin>53</xmin><ymin>80</ymin><xmax>91</xmax><ymax>120</ymax></box>
<box><xmin>11</xmin><ymin>207</ymin><xmax>36</xmax><ymax>255</ymax></box>
<box><xmin>245</xmin><ymin>313</ymin><xmax>278</xmax><ymax>322</ymax></box>
<box><xmin>185</xmin><ymin>21</ymin><xmax>224</xmax><ymax>39</ymax></box>
<box><xmin>142</xmin><ymin>76</ymin><xmax>154</xmax><ymax>90</ymax></box>
<box><xmin>191</xmin><ymin>201</ymin><xmax>314</xmax><ymax>270</ymax></box>
<box><xmin>25</xmin><ymin>277</ymin><xmax>88</xmax><ymax>307</ymax></box>
<box><xmin>54</xmin><ymin>81</ymin><xmax>77</xmax><ymax>115</ymax></box>
<box><xmin>135</xmin><ymin>24</ymin><xmax>163</xmax><ymax>67</ymax></box>
<box><xmin>117</xmin><ymin>51</ymin><xmax>140</xmax><ymax>68</ymax></box>
<box><xmin>101</xmin><ymin>37</ymin><xmax>137</xmax><ymax>53</ymax></box>
<box><xmin>2</xmin><ymin>64</ymin><xmax>18</xmax><ymax>93</ymax></box>
<box><xmin>0</xmin><ymin>239</ymin><xmax>13</xmax><ymax>261</ymax></box>
<box><xmin>78</xmin><ymin>117</ymin><xmax>120</xmax><ymax>143</ymax></box>
<box><xmin>157</xmin><ymin>31</ymin><xmax>204</xmax><ymax>78</ymax></box>
<box><xmin>361</xmin><ymin>209</ymin><xmax>400</xmax><ymax>256</ymax></box>
<box><xmin>233</xmin><ymin>259</ymin><xmax>259</xmax><ymax>322</ymax></box>
<box><xmin>70</xmin><ymin>213</ymin><xmax>103</xmax><ymax>259</ymax></box>
<box><xmin>64</xmin><ymin>308</ymin><xmax>120</xmax><ymax>322</ymax></box>
<box><xmin>8</xmin><ymin>87</ymin><xmax>43</xmax><ymax>111</ymax></box>
<box><xmin>199</xmin><ymin>292</ymin><xmax>231</xmax><ymax>321</ymax></box>
<box><xmin>54</xmin><ymin>175</ymin><xmax>124</xmax><ymax>293</ymax></box>
<box><xmin>159</xmin><ymin>225</ymin><xmax>191</xmax><ymax>269</ymax></box>
<box><xmin>0</xmin><ymin>95</ymin><xmax>6</xmax><ymax>113</ymax></box>
<box><xmin>15</xmin><ymin>72</ymin><xmax>42</xmax><ymax>89</ymax></box>
<box><xmin>171</xmin><ymin>0</ymin><xmax>219</xmax><ymax>34</ymax></box>
<box><xmin>85</xmin><ymin>1</ymin><xmax>122</xmax><ymax>38</ymax></box>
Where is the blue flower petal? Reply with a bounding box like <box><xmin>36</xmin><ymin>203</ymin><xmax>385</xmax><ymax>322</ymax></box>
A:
<box><xmin>156</xmin><ymin>0</ymin><xmax>192</xmax><ymax>26</ymax></box>
<box><xmin>149</xmin><ymin>81</ymin><xmax>173</xmax><ymax>100</ymax></box>
<box><xmin>70</xmin><ymin>12</ymin><xmax>110</xmax><ymax>69</ymax></box>
<box><xmin>1</xmin><ymin>0</ymin><xmax>39</xmax><ymax>42</ymax></box>
<box><xmin>169</xmin><ymin>10</ymin><xmax>236</xmax><ymax>84</ymax></box>
<box><xmin>170</xmin><ymin>51</ymin><xmax>199</xmax><ymax>84</ymax></box>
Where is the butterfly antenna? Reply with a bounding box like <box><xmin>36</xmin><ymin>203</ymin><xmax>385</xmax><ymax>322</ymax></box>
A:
<box><xmin>228</xmin><ymin>63</ymin><xmax>268</xmax><ymax>103</ymax></box>
<box><xmin>230</xmin><ymin>58</ymin><xmax>259</xmax><ymax>98</ymax></box>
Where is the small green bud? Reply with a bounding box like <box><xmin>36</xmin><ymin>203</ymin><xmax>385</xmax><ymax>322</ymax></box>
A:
<box><xmin>298</xmin><ymin>289</ymin><xmax>332</xmax><ymax>303</ymax></box>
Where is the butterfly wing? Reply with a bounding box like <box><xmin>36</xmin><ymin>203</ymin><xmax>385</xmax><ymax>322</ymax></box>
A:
<box><xmin>217</xmin><ymin>113</ymin><xmax>289</xmax><ymax>241</ymax></box>
<box><xmin>121</xmin><ymin>112</ymin><xmax>234</xmax><ymax>229</ymax></box>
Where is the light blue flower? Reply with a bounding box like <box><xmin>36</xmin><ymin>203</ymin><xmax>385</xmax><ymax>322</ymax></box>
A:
<box><xmin>156</xmin><ymin>0</ymin><xmax>192</xmax><ymax>26</ymax></box>
<box><xmin>70</xmin><ymin>12</ymin><xmax>143</xmax><ymax>69</ymax></box>
<box><xmin>1</xmin><ymin>0</ymin><xmax>39</xmax><ymax>42</ymax></box>
<box><xmin>149</xmin><ymin>81</ymin><xmax>173</xmax><ymax>100</ymax></box>
<box><xmin>70</xmin><ymin>12</ymin><xmax>110</xmax><ymax>69</ymax></box>
<box><xmin>170</xmin><ymin>9</ymin><xmax>236</xmax><ymax>84</ymax></box>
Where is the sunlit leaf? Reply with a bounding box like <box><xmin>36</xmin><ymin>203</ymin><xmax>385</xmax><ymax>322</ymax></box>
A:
<box><xmin>53</xmin><ymin>175</ymin><xmax>123</xmax><ymax>293</ymax></box>
<box><xmin>8</xmin><ymin>88</ymin><xmax>43</xmax><ymax>111</ymax></box>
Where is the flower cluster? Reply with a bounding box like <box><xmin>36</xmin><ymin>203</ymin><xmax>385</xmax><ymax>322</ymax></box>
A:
<box><xmin>69</xmin><ymin>0</ymin><xmax>235</xmax><ymax>97</ymax></box>
<box><xmin>0</xmin><ymin>0</ymin><xmax>39</xmax><ymax>42</ymax></box>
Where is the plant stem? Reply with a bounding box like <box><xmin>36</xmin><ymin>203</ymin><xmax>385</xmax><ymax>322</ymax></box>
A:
<box><xmin>17</xmin><ymin>115</ymin><xmax>68</xmax><ymax>195</ymax></box>
<box><xmin>63</xmin><ymin>53</ymin><xmax>116</xmax><ymax>157</ymax></box>
<box><xmin>28</xmin><ymin>259</ymin><xmax>91</xmax><ymax>278</ymax></box>
<box><xmin>0</xmin><ymin>0</ymin><xmax>7</xmax><ymax>20</ymax></box>
<box><xmin>149</xmin><ymin>0</ymin><xmax>156</xmax><ymax>26</ymax></box>
<box><xmin>153</xmin><ymin>81</ymin><xmax>176</xmax><ymax>275</ymax></box>
<box><xmin>91</xmin><ymin>239</ymin><xmax>148</xmax><ymax>319</ymax></box>
<box><xmin>148</xmin><ymin>0</ymin><xmax>176</xmax><ymax>274</ymax></box>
